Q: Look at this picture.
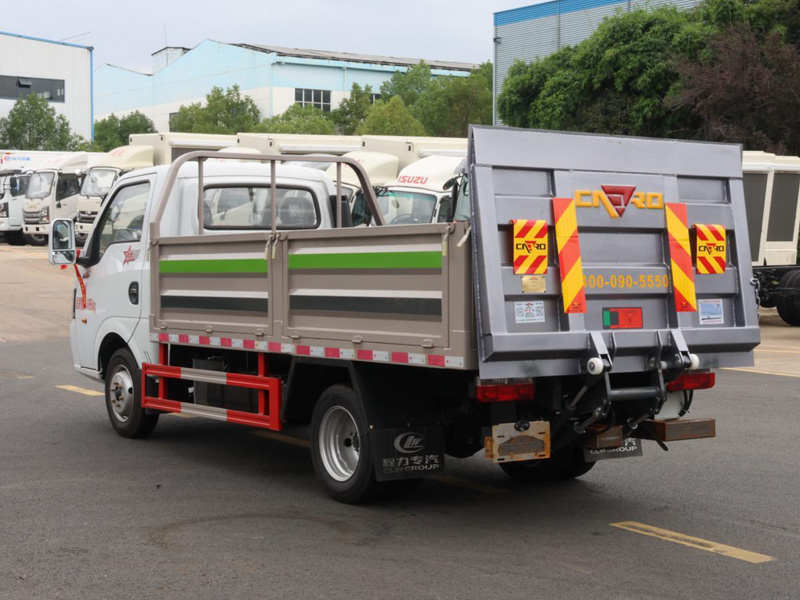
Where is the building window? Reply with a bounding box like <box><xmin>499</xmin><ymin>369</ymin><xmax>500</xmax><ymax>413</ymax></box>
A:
<box><xmin>295</xmin><ymin>88</ymin><xmax>331</xmax><ymax>112</ymax></box>
<box><xmin>0</xmin><ymin>75</ymin><xmax>65</xmax><ymax>103</ymax></box>
<box><xmin>370</xmin><ymin>93</ymin><xmax>382</xmax><ymax>104</ymax></box>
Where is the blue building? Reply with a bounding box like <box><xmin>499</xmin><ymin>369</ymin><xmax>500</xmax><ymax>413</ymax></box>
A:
<box><xmin>493</xmin><ymin>0</ymin><xmax>702</xmax><ymax>122</ymax></box>
<box><xmin>95</xmin><ymin>41</ymin><xmax>477</xmax><ymax>132</ymax></box>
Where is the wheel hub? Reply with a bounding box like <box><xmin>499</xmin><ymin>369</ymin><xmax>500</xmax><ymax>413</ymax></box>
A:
<box><xmin>318</xmin><ymin>406</ymin><xmax>361</xmax><ymax>482</ymax></box>
<box><xmin>109</xmin><ymin>366</ymin><xmax>134</xmax><ymax>423</ymax></box>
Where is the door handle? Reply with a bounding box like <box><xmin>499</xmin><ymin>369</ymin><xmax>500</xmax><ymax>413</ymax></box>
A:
<box><xmin>128</xmin><ymin>282</ymin><xmax>139</xmax><ymax>305</ymax></box>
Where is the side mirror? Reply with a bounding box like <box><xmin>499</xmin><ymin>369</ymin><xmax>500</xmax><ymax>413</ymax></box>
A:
<box><xmin>49</xmin><ymin>218</ymin><xmax>77</xmax><ymax>265</ymax></box>
<box><xmin>443</xmin><ymin>177</ymin><xmax>457</xmax><ymax>191</ymax></box>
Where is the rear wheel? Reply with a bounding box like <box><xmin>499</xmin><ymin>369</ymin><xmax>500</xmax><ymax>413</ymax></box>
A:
<box><xmin>311</xmin><ymin>384</ymin><xmax>400</xmax><ymax>503</ymax></box>
<box><xmin>105</xmin><ymin>348</ymin><xmax>159</xmax><ymax>439</ymax></box>
<box><xmin>499</xmin><ymin>446</ymin><xmax>595</xmax><ymax>482</ymax></box>
<box><xmin>22</xmin><ymin>233</ymin><xmax>47</xmax><ymax>246</ymax></box>
<box><xmin>776</xmin><ymin>270</ymin><xmax>800</xmax><ymax>326</ymax></box>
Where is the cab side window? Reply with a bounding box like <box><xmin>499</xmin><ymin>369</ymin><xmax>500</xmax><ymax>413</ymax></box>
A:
<box><xmin>94</xmin><ymin>182</ymin><xmax>150</xmax><ymax>259</ymax></box>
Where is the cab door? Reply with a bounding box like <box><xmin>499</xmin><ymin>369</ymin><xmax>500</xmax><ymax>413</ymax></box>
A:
<box><xmin>76</xmin><ymin>177</ymin><xmax>153</xmax><ymax>368</ymax></box>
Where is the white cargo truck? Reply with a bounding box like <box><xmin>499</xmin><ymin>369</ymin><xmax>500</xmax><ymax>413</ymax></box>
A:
<box><xmin>48</xmin><ymin>127</ymin><xmax>758</xmax><ymax>504</ymax></box>
<box><xmin>75</xmin><ymin>145</ymin><xmax>155</xmax><ymax>239</ymax></box>
<box><xmin>0</xmin><ymin>151</ymin><xmax>70</xmax><ymax>245</ymax></box>
<box><xmin>372</xmin><ymin>155</ymin><xmax>464</xmax><ymax>225</ymax></box>
<box><xmin>361</xmin><ymin>135</ymin><xmax>467</xmax><ymax>169</ymax></box>
<box><xmin>129</xmin><ymin>133</ymin><xmax>237</xmax><ymax>165</ymax></box>
<box><xmin>237</xmin><ymin>133</ymin><xmax>361</xmax><ymax>156</ymax></box>
<box><xmin>742</xmin><ymin>151</ymin><xmax>800</xmax><ymax>324</ymax></box>
<box><xmin>22</xmin><ymin>153</ymin><xmax>104</xmax><ymax>245</ymax></box>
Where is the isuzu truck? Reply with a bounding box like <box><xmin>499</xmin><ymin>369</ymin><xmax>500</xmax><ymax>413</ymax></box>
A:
<box><xmin>75</xmin><ymin>145</ymin><xmax>154</xmax><ymax>239</ymax></box>
<box><xmin>49</xmin><ymin>127</ymin><xmax>758</xmax><ymax>503</ymax></box>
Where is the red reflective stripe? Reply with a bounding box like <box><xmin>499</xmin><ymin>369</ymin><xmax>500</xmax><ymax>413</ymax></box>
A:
<box><xmin>325</xmin><ymin>347</ymin><xmax>340</xmax><ymax>358</ymax></box>
<box><xmin>296</xmin><ymin>345</ymin><xmax>311</xmax><ymax>356</ymax></box>
<box><xmin>178</xmin><ymin>334</ymin><xmax>189</xmax><ymax>343</ymax></box>
<box><xmin>158</xmin><ymin>333</ymin><xmax>169</xmax><ymax>343</ymax></box>
<box><xmin>710</xmin><ymin>225</ymin><xmax>725</xmax><ymax>241</ymax></box>
<box><xmin>243</xmin><ymin>340</ymin><xmax>256</xmax><ymax>350</ymax></box>
<box><xmin>221</xmin><ymin>338</ymin><xmax>232</xmax><ymax>348</ymax></box>
<box><xmin>517</xmin><ymin>219</ymin><xmax>535</xmax><ymax>239</ymax></box>
<box><xmin>698</xmin><ymin>256</ymin><xmax>715</xmax><ymax>274</ymax></box>
<box><xmin>427</xmin><ymin>355</ymin><xmax>445</xmax><ymax>367</ymax></box>
<box><xmin>529</xmin><ymin>254</ymin><xmax>546</xmax><ymax>272</ymax></box>
<box><xmin>357</xmin><ymin>349</ymin><xmax>373</xmax><ymax>361</ymax></box>
<box><xmin>268</xmin><ymin>342</ymin><xmax>281</xmax><ymax>353</ymax></box>
<box><xmin>392</xmin><ymin>352</ymin><xmax>409</xmax><ymax>363</ymax></box>
<box><xmin>199</xmin><ymin>335</ymin><xmax>210</xmax><ymax>345</ymax></box>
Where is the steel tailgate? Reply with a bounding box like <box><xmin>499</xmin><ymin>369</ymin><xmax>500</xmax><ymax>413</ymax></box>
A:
<box><xmin>468</xmin><ymin>126</ymin><xmax>760</xmax><ymax>379</ymax></box>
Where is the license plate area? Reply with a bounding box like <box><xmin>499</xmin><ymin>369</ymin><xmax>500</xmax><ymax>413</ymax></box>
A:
<box><xmin>485</xmin><ymin>422</ymin><xmax>550</xmax><ymax>463</ymax></box>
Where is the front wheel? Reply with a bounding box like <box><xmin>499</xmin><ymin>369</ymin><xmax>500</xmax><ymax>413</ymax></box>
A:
<box><xmin>105</xmin><ymin>348</ymin><xmax>159</xmax><ymax>439</ymax></box>
<box><xmin>776</xmin><ymin>271</ymin><xmax>800</xmax><ymax>326</ymax></box>
<box><xmin>23</xmin><ymin>233</ymin><xmax>47</xmax><ymax>246</ymax></box>
<box><xmin>311</xmin><ymin>384</ymin><xmax>388</xmax><ymax>503</ymax></box>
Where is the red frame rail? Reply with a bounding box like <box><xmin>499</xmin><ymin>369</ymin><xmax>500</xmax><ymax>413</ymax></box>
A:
<box><xmin>142</xmin><ymin>344</ymin><xmax>283</xmax><ymax>431</ymax></box>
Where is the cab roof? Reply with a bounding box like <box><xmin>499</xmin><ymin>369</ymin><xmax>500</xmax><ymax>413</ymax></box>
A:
<box><xmin>385</xmin><ymin>155</ymin><xmax>464</xmax><ymax>192</ymax></box>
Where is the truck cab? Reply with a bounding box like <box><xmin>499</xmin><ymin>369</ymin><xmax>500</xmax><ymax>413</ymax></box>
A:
<box><xmin>22</xmin><ymin>153</ymin><xmax>90</xmax><ymax>243</ymax></box>
<box><xmin>0</xmin><ymin>169</ymin><xmax>28</xmax><ymax>242</ymax></box>
<box><xmin>325</xmin><ymin>151</ymin><xmax>399</xmax><ymax>226</ymax></box>
<box><xmin>76</xmin><ymin>145</ymin><xmax>154</xmax><ymax>239</ymax></box>
<box><xmin>374</xmin><ymin>155</ymin><xmax>464</xmax><ymax>225</ymax></box>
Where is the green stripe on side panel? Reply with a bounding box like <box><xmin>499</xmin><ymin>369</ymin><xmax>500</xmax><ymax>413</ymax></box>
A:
<box><xmin>289</xmin><ymin>251</ymin><xmax>442</xmax><ymax>270</ymax></box>
<box><xmin>160</xmin><ymin>259</ymin><xmax>268</xmax><ymax>274</ymax></box>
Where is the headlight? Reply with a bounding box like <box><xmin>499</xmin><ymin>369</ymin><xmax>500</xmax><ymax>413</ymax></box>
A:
<box><xmin>41</xmin><ymin>206</ymin><xmax>50</xmax><ymax>223</ymax></box>
<box><xmin>0</xmin><ymin>203</ymin><xmax>7</xmax><ymax>218</ymax></box>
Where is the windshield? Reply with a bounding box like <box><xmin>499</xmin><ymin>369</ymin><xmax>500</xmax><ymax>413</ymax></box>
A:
<box><xmin>26</xmin><ymin>172</ymin><xmax>55</xmax><ymax>199</ymax></box>
<box><xmin>9</xmin><ymin>174</ymin><xmax>30</xmax><ymax>198</ymax></box>
<box><xmin>56</xmin><ymin>174</ymin><xmax>83</xmax><ymax>201</ymax></box>
<box><xmin>81</xmin><ymin>168</ymin><xmax>118</xmax><ymax>198</ymax></box>
<box><xmin>453</xmin><ymin>177</ymin><xmax>470</xmax><ymax>221</ymax></box>
<box><xmin>373</xmin><ymin>188</ymin><xmax>438</xmax><ymax>226</ymax></box>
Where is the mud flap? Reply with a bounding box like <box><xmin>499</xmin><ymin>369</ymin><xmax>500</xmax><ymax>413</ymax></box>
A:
<box><xmin>584</xmin><ymin>437</ymin><xmax>643</xmax><ymax>462</ymax></box>
<box><xmin>372</xmin><ymin>426</ymin><xmax>445</xmax><ymax>481</ymax></box>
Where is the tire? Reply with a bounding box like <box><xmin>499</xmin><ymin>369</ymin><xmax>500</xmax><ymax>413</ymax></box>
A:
<box><xmin>22</xmin><ymin>233</ymin><xmax>47</xmax><ymax>246</ymax></box>
<box><xmin>3</xmin><ymin>231</ymin><xmax>25</xmax><ymax>246</ymax></box>
<box><xmin>498</xmin><ymin>446</ymin><xmax>574</xmax><ymax>483</ymax></box>
<box><xmin>104</xmin><ymin>348</ymin><xmax>159</xmax><ymax>439</ymax></box>
<box><xmin>311</xmin><ymin>384</ymin><xmax>389</xmax><ymax>504</ymax></box>
<box><xmin>776</xmin><ymin>270</ymin><xmax>800</xmax><ymax>326</ymax></box>
<box><xmin>557</xmin><ymin>448</ymin><xmax>596</xmax><ymax>480</ymax></box>
<box><xmin>759</xmin><ymin>295</ymin><xmax>776</xmax><ymax>309</ymax></box>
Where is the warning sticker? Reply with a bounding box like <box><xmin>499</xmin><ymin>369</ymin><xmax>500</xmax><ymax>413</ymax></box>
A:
<box><xmin>698</xmin><ymin>299</ymin><xmax>724</xmax><ymax>325</ymax></box>
<box><xmin>514</xmin><ymin>301</ymin><xmax>545</xmax><ymax>324</ymax></box>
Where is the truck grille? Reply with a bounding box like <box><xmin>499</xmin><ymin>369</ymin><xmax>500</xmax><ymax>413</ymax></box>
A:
<box><xmin>78</xmin><ymin>211</ymin><xmax>97</xmax><ymax>224</ymax></box>
<box><xmin>23</xmin><ymin>211</ymin><xmax>40</xmax><ymax>224</ymax></box>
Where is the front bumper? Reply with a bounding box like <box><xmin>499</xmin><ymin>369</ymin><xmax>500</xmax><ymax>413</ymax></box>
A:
<box><xmin>23</xmin><ymin>223</ymin><xmax>48</xmax><ymax>235</ymax></box>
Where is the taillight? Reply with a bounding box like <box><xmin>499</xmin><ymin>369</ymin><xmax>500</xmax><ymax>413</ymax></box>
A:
<box><xmin>667</xmin><ymin>372</ymin><xmax>715</xmax><ymax>392</ymax></box>
<box><xmin>475</xmin><ymin>382</ymin><xmax>534</xmax><ymax>403</ymax></box>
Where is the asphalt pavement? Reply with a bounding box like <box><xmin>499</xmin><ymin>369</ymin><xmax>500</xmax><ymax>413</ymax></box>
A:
<box><xmin>1</xmin><ymin>244</ymin><xmax>798</xmax><ymax>600</ymax></box>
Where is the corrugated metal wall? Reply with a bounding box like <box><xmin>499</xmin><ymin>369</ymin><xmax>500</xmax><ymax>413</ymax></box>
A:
<box><xmin>494</xmin><ymin>0</ymin><xmax>702</xmax><ymax>121</ymax></box>
<box><xmin>0</xmin><ymin>33</ymin><xmax>92</xmax><ymax>139</ymax></box>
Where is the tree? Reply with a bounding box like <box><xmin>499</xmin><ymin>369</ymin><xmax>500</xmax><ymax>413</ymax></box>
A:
<box><xmin>170</xmin><ymin>85</ymin><xmax>261</xmax><ymax>134</ymax></box>
<box><xmin>356</xmin><ymin>96</ymin><xmax>426</xmax><ymax>136</ymax></box>
<box><xmin>331</xmin><ymin>83</ymin><xmax>373</xmax><ymax>135</ymax></box>
<box><xmin>380</xmin><ymin>61</ymin><xmax>434</xmax><ymax>108</ymax></box>
<box><xmin>93</xmin><ymin>111</ymin><xmax>156</xmax><ymax>151</ymax></box>
<box><xmin>379</xmin><ymin>60</ymin><xmax>494</xmax><ymax>137</ymax></box>
<box><xmin>0</xmin><ymin>94</ymin><xmax>88</xmax><ymax>151</ymax></box>
<box><xmin>497</xmin><ymin>6</ymin><xmax>709</xmax><ymax>138</ymax></box>
<box><xmin>254</xmin><ymin>104</ymin><xmax>336</xmax><ymax>134</ymax></box>
<box><xmin>414</xmin><ymin>62</ymin><xmax>494</xmax><ymax>137</ymax></box>
<box><xmin>669</xmin><ymin>23</ymin><xmax>800</xmax><ymax>154</ymax></box>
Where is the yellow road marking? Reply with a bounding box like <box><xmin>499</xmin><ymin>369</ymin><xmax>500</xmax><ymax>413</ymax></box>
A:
<box><xmin>249</xmin><ymin>430</ymin><xmax>311</xmax><ymax>448</ymax></box>
<box><xmin>432</xmin><ymin>475</ymin><xmax>508</xmax><ymax>495</ymax></box>
<box><xmin>56</xmin><ymin>385</ymin><xmax>104</xmax><ymax>397</ymax></box>
<box><xmin>610</xmin><ymin>522</ymin><xmax>774</xmax><ymax>564</ymax></box>
<box><xmin>723</xmin><ymin>367</ymin><xmax>800</xmax><ymax>379</ymax></box>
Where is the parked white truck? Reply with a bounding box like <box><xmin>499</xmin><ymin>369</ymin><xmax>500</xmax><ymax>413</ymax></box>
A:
<box><xmin>22</xmin><ymin>153</ymin><xmax>105</xmax><ymax>245</ymax></box>
<box><xmin>49</xmin><ymin>127</ymin><xmax>758</xmax><ymax>504</ymax></box>
<box><xmin>1</xmin><ymin>151</ymin><xmax>70</xmax><ymax>245</ymax></box>
<box><xmin>75</xmin><ymin>145</ymin><xmax>154</xmax><ymax>239</ymax></box>
<box><xmin>129</xmin><ymin>133</ymin><xmax>236</xmax><ymax>165</ymax></box>
<box><xmin>742</xmin><ymin>151</ymin><xmax>800</xmax><ymax>324</ymax></box>
<box><xmin>370</xmin><ymin>155</ymin><xmax>464</xmax><ymax>225</ymax></box>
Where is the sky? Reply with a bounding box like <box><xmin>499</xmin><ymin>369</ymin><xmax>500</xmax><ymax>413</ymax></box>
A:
<box><xmin>5</xmin><ymin>0</ymin><xmax>531</xmax><ymax>72</ymax></box>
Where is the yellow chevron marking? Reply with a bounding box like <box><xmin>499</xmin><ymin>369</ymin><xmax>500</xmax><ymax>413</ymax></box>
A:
<box><xmin>666</xmin><ymin>206</ymin><xmax>691</xmax><ymax>256</ymax></box>
<box><xmin>561</xmin><ymin>258</ymin><xmax>585</xmax><ymax>307</ymax></box>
